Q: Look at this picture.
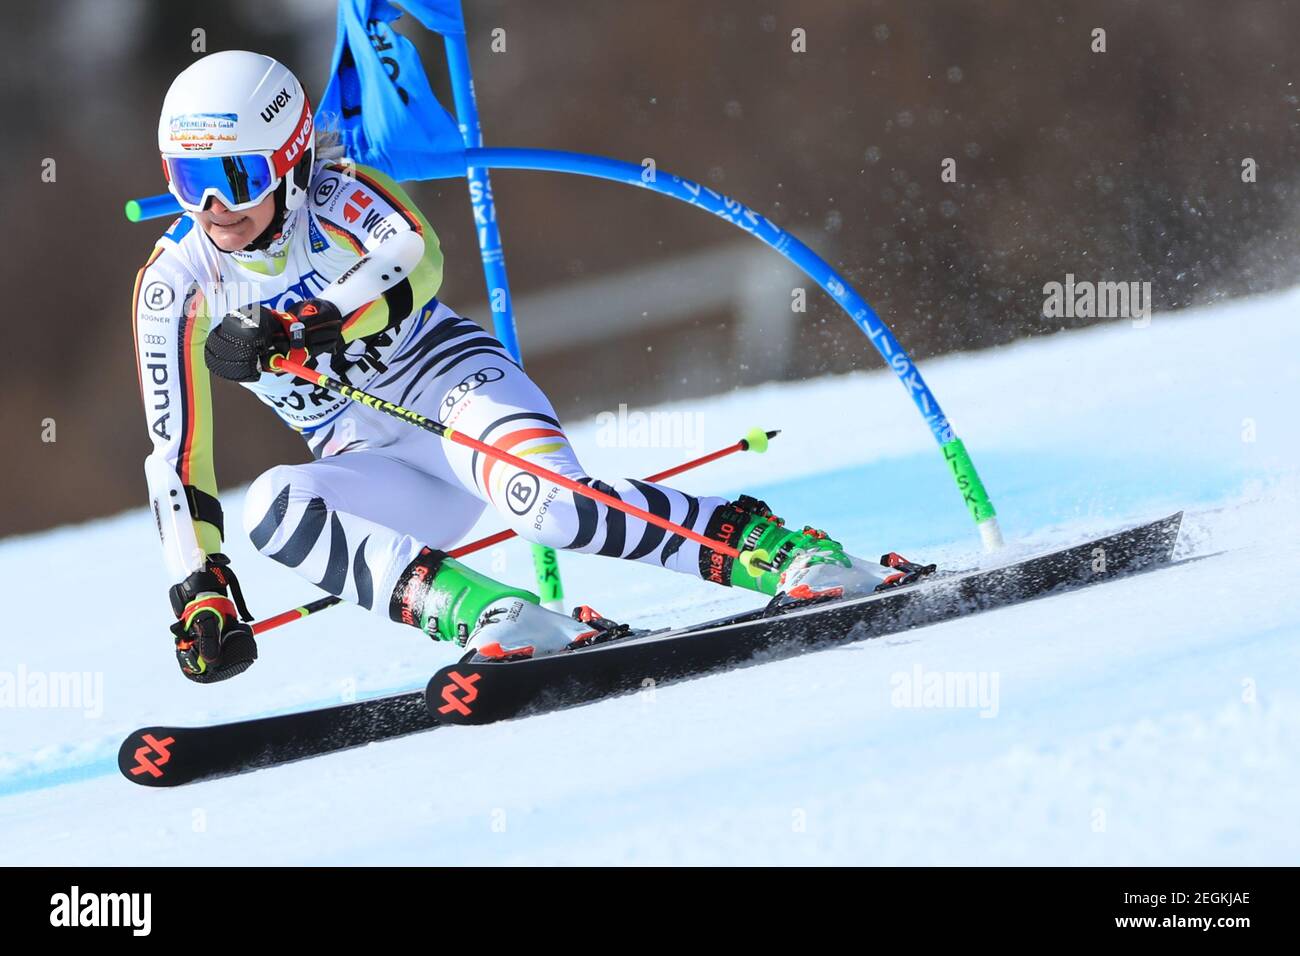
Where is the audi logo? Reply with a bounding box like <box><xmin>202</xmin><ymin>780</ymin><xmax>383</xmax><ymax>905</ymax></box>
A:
<box><xmin>438</xmin><ymin>366</ymin><xmax>504</xmax><ymax>421</ymax></box>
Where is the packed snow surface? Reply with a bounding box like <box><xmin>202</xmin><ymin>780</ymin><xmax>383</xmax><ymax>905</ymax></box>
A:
<box><xmin>3</xmin><ymin>290</ymin><xmax>1298</xmax><ymax>864</ymax></box>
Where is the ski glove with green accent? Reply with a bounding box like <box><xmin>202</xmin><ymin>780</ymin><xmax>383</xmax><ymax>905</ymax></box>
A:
<box><xmin>169</xmin><ymin>554</ymin><xmax>258</xmax><ymax>683</ymax></box>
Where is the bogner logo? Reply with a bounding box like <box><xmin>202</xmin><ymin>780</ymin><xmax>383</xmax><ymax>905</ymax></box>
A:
<box><xmin>260</xmin><ymin>86</ymin><xmax>293</xmax><ymax>122</ymax></box>
<box><xmin>143</xmin><ymin>281</ymin><xmax>174</xmax><ymax>310</ymax></box>
<box><xmin>314</xmin><ymin>176</ymin><xmax>340</xmax><ymax>206</ymax></box>
<box><xmin>506</xmin><ymin>472</ymin><xmax>540</xmax><ymax>515</ymax></box>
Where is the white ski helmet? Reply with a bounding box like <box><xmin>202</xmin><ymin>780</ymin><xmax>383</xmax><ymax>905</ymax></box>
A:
<box><xmin>158</xmin><ymin>50</ymin><xmax>314</xmax><ymax>215</ymax></box>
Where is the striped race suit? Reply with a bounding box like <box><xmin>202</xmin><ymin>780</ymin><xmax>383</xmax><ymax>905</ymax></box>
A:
<box><xmin>132</xmin><ymin>161</ymin><xmax>729</xmax><ymax>613</ymax></box>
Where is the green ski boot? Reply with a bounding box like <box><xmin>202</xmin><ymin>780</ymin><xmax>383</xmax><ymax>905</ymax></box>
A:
<box><xmin>388</xmin><ymin>548</ymin><xmax>623</xmax><ymax>660</ymax></box>
<box><xmin>700</xmin><ymin>496</ymin><xmax>934</xmax><ymax>602</ymax></box>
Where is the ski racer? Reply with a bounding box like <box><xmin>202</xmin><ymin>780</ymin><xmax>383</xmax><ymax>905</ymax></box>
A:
<box><xmin>134</xmin><ymin>51</ymin><xmax>930</xmax><ymax>683</ymax></box>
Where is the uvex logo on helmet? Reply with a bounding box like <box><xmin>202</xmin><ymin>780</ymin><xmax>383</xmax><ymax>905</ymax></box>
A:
<box><xmin>271</xmin><ymin>102</ymin><xmax>314</xmax><ymax>177</ymax></box>
<box><xmin>260</xmin><ymin>86</ymin><xmax>294</xmax><ymax>123</ymax></box>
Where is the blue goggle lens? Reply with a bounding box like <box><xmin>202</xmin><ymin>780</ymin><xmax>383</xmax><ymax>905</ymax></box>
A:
<box><xmin>166</xmin><ymin>153</ymin><xmax>277</xmax><ymax>210</ymax></box>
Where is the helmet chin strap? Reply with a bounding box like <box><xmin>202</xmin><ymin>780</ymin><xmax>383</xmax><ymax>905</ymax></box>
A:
<box><xmin>240</xmin><ymin>180</ymin><xmax>288</xmax><ymax>253</ymax></box>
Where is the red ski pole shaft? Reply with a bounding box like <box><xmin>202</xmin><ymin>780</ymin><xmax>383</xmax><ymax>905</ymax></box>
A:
<box><xmin>251</xmin><ymin>594</ymin><xmax>343</xmax><ymax>635</ymax></box>
<box><xmin>269</xmin><ymin>354</ymin><xmax>762</xmax><ymax>563</ymax></box>
<box><xmin>449</xmin><ymin>527</ymin><xmax>516</xmax><ymax>559</ymax></box>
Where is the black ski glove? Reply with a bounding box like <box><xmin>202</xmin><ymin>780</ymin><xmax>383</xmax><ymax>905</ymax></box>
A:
<box><xmin>205</xmin><ymin>304</ymin><xmax>289</xmax><ymax>382</ymax></box>
<box><xmin>169</xmin><ymin>554</ymin><xmax>258</xmax><ymax>683</ymax></box>
<box><xmin>284</xmin><ymin>298</ymin><xmax>345</xmax><ymax>357</ymax></box>
<box><xmin>205</xmin><ymin>299</ymin><xmax>344</xmax><ymax>382</ymax></box>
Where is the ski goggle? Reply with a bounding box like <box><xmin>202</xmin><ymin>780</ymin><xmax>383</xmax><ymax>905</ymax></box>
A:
<box><xmin>162</xmin><ymin>152</ymin><xmax>280</xmax><ymax>213</ymax></box>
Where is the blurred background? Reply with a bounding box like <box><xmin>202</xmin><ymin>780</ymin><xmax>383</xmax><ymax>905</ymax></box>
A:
<box><xmin>4</xmin><ymin>0</ymin><xmax>1299</xmax><ymax>537</ymax></box>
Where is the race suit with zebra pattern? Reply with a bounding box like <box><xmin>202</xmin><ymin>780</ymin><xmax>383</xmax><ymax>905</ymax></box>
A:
<box><xmin>132</xmin><ymin>160</ymin><xmax>727</xmax><ymax>612</ymax></box>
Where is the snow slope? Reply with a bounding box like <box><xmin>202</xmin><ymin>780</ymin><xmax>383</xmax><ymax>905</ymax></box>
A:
<box><xmin>2</xmin><ymin>290</ymin><xmax>1298</xmax><ymax>865</ymax></box>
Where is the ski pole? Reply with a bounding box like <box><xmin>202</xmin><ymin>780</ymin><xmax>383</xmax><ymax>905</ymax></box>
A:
<box><xmin>249</xmin><ymin>424</ymin><xmax>781</xmax><ymax>635</ymax></box>
<box><xmin>252</xmin><ymin>594</ymin><xmax>343</xmax><ymax>635</ymax></box>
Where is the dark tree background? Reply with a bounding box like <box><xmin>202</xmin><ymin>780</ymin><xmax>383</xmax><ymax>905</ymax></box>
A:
<box><xmin>4</xmin><ymin>0</ymin><xmax>1298</xmax><ymax>536</ymax></box>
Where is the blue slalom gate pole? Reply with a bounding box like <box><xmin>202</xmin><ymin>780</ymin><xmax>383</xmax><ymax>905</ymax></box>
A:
<box><xmin>440</xmin><ymin>35</ymin><xmax>569</xmax><ymax>605</ymax></box>
<box><xmin>442</xmin><ymin>36</ymin><xmax>519</xmax><ymax>358</ymax></box>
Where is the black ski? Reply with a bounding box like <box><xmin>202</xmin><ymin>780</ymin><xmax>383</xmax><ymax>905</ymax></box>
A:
<box><xmin>425</xmin><ymin>512</ymin><xmax>1184</xmax><ymax>725</ymax></box>
<box><xmin>118</xmin><ymin>512</ymin><xmax>1181</xmax><ymax>786</ymax></box>
<box><xmin>117</xmin><ymin>689</ymin><xmax>434</xmax><ymax>787</ymax></box>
